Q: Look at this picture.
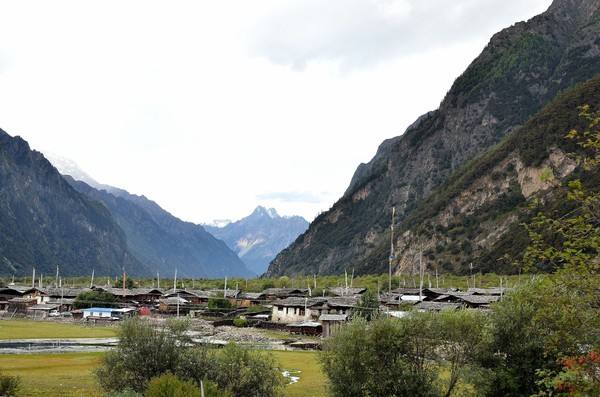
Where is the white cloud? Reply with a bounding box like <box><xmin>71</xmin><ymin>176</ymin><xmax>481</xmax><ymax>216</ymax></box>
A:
<box><xmin>248</xmin><ymin>0</ymin><xmax>551</xmax><ymax>70</ymax></box>
<box><xmin>0</xmin><ymin>0</ymin><xmax>552</xmax><ymax>223</ymax></box>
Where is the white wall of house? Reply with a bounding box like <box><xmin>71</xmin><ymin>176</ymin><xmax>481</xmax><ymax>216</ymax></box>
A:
<box><xmin>272</xmin><ymin>305</ymin><xmax>311</xmax><ymax>324</ymax></box>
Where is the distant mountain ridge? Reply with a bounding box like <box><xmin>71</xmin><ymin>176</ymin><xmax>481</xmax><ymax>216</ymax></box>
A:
<box><xmin>205</xmin><ymin>207</ymin><xmax>308</xmax><ymax>275</ymax></box>
<box><xmin>42</xmin><ymin>156</ymin><xmax>253</xmax><ymax>278</ymax></box>
<box><xmin>0</xmin><ymin>129</ymin><xmax>144</xmax><ymax>276</ymax></box>
<box><xmin>267</xmin><ymin>0</ymin><xmax>600</xmax><ymax>276</ymax></box>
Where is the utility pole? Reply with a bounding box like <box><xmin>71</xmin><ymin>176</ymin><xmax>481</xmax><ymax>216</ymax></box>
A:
<box><xmin>313</xmin><ymin>274</ymin><xmax>317</xmax><ymax>290</ymax></box>
<box><xmin>389</xmin><ymin>207</ymin><xmax>396</xmax><ymax>293</ymax></box>
<box><xmin>90</xmin><ymin>269</ymin><xmax>95</xmax><ymax>288</ymax></box>
<box><xmin>173</xmin><ymin>269</ymin><xmax>177</xmax><ymax>291</ymax></box>
<box><xmin>469</xmin><ymin>262</ymin><xmax>474</xmax><ymax>289</ymax></box>
<box><xmin>122</xmin><ymin>267</ymin><xmax>126</xmax><ymax>293</ymax></box>
<box><xmin>157</xmin><ymin>271</ymin><xmax>160</xmax><ymax>289</ymax></box>
<box><xmin>344</xmin><ymin>269</ymin><xmax>348</xmax><ymax>294</ymax></box>
<box><xmin>55</xmin><ymin>265</ymin><xmax>59</xmax><ymax>288</ymax></box>
<box><xmin>418</xmin><ymin>247</ymin><xmax>424</xmax><ymax>302</ymax></box>
<box><xmin>224</xmin><ymin>277</ymin><xmax>228</xmax><ymax>298</ymax></box>
<box><xmin>32</xmin><ymin>268</ymin><xmax>35</xmax><ymax>288</ymax></box>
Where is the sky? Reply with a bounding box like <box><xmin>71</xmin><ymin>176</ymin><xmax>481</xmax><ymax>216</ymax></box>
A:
<box><xmin>0</xmin><ymin>0</ymin><xmax>552</xmax><ymax>224</ymax></box>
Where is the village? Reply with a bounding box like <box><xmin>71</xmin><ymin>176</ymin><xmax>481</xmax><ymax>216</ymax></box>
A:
<box><xmin>0</xmin><ymin>281</ymin><xmax>508</xmax><ymax>344</ymax></box>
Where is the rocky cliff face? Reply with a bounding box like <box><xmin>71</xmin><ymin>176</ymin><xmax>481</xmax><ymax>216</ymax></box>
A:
<box><xmin>205</xmin><ymin>207</ymin><xmax>308</xmax><ymax>275</ymax></box>
<box><xmin>386</xmin><ymin>76</ymin><xmax>600</xmax><ymax>275</ymax></box>
<box><xmin>267</xmin><ymin>0</ymin><xmax>600</xmax><ymax>276</ymax></box>
<box><xmin>0</xmin><ymin>129</ymin><xmax>143</xmax><ymax>276</ymax></box>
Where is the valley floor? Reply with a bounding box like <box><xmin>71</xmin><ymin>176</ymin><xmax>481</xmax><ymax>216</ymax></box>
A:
<box><xmin>0</xmin><ymin>351</ymin><xmax>326</xmax><ymax>397</ymax></box>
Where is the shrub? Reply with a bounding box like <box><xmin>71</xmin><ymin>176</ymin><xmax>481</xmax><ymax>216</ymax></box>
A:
<box><xmin>208</xmin><ymin>297</ymin><xmax>233</xmax><ymax>310</ymax></box>
<box><xmin>0</xmin><ymin>371</ymin><xmax>21</xmax><ymax>397</ymax></box>
<box><xmin>144</xmin><ymin>373</ymin><xmax>199</xmax><ymax>397</ymax></box>
<box><xmin>232</xmin><ymin>317</ymin><xmax>247</xmax><ymax>328</ymax></box>
<box><xmin>210</xmin><ymin>344</ymin><xmax>284</xmax><ymax>397</ymax></box>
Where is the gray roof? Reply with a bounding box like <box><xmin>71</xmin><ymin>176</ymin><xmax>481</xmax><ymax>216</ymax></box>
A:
<box><xmin>326</xmin><ymin>296</ymin><xmax>359</xmax><ymax>308</ymax></box>
<box><xmin>319</xmin><ymin>314</ymin><xmax>348</xmax><ymax>322</ymax></box>
<box><xmin>467</xmin><ymin>288</ymin><xmax>510</xmax><ymax>296</ymax></box>
<box><xmin>460</xmin><ymin>295</ymin><xmax>501</xmax><ymax>305</ymax></box>
<box><xmin>0</xmin><ymin>286</ymin><xmax>46</xmax><ymax>295</ymax></box>
<box><xmin>328</xmin><ymin>287</ymin><xmax>366</xmax><ymax>296</ymax></box>
<box><xmin>43</xmin><ymin>287</ymin><xmax>91</xmax><ymax>297</ymax></box>
<box><xmin>239</xmin><ymin>292</ymin><xmax>265</xmax><ymax>300</ymax></box>
<box><xmin>262</xmin><ymin>288</ymin><xmax>308</xmax><ymax>297</ymax></box>
<box><xmin>288</xmin><ymin>321</ymin><xmax>322</xmax><ymax>328</ymax></box>
<box><xmin>272</xmin><ymin>297</ymin><xmax>327</xmax><ymax>308</ymax></box>
<box><xmin>30</xmin><ymin>303</ymin><xmax>60</xmax><ymax>310</ymax></box>
<box><xmin>207</xmin><ymin>289</ymin><xmax>240</xmax><ymax>299</ymax></box>
<box><xmin>96</xmin><ymin>287</ymin><xmax>163</xmax><ymax>297</ymax></box>
<box><xmin>415</xmin><ymin>301</ymin><xmax>462</xmax><ymax>311</ymax></box>
<box><xmin>160</xmin><ymin>296</ymin><xmax>190</xmax><ymax>305</ymax></box>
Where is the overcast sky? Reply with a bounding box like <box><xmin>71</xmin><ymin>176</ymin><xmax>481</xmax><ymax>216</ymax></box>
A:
<box><xmin>0</xmin><ymin>0</ymin><xmax>552</xmax><ymax>223</ymax></box>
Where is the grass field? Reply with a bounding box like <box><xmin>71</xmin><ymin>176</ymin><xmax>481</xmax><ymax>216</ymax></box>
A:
<box><xmin>0</xmin><ymin>320</ymin><xmax>118</xmax><ymax>340</ymax></box>
<box><xmin>0</xmin><ymin>350</ymin><xmax>326</xmax><ymax>397</ymax></box>
<box><xmin>0</xmin><ymin>352</ymin><xmax>104</xmax><ymax>397</ymax></box>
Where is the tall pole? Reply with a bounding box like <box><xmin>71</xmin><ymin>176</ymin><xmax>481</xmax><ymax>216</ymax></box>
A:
<box><xmin>32</xmin><ymin>267</ymin><xmax>35</xmax><ymax>288</ymax></box>
<box><xmin>389</xmin><ymin>207</ymin><xmax>396</xmax><ymax>293</ymax></box>
<box><xmin>90</xmin><ymin>269</ymin><xmax>95</xmax><ymax>288</ymax></box>
<box><xmin>55</xmin><ymin>265</ymin><xmax>59</xmax><ymax>288</ymax></box>
<box><xmin>122</xmin><ymin>267</ymin><xmax>126</xmax><ymax>292</ymax></box>
<box><xmin>173</xmin><ymin>269</ymin><xmax>177</xmax><ymax>291</ymax></box>
<box><xmin>419</xmin><ymin>247</ymin><xmax>424</xmax><ymax>302</ymax></box>
<box><xmin>157</xmin><ymin>271</ymin><xmax>160</xmax><ymax>289</ymax></box>
<box><xmin>224</xmin><ymin>277</ymin><xmax>228</xmax><ymax>298</ymax></box>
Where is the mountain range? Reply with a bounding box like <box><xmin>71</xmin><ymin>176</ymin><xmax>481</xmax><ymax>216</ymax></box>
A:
<box><xmin>0</xmin><ymin>131</ymin><xmax>141</xmax><ymax>276</ymax></box>
<box><xmin>204</xmin><ymin>207</ymin><xmax>308</xmax><ymax>275</ymax></box>
<box><xmin>0</xmin><ymin>143</ymin><xmax>252</xmax><ymax>278</ymax></box>
<box><xmin>266</xmin><ymin>0</ymin><xmax>600</xmax><ymax>276</ymax></box>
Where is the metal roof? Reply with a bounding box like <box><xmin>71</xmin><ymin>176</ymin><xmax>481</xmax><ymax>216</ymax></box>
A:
<box><xmin>82</xmin><ymin>307</ymin><xmax>114</xmax><ymax>313</ymax></box>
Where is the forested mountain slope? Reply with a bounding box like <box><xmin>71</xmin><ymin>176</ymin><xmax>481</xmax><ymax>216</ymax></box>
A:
<box><xmin>0</xmin><ymin>130</ymin><xmax>143</xmax><ymax>276</ymax></box>
<box><xmin>267</xmin><ymin>0</ymin><xmax>600</xmax><ymax>276</ymax></box>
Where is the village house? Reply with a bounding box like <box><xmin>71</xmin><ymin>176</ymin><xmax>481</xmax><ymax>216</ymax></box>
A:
<box><xmin>83</xmin><ymin>307</ymin><xmax>137</xmax><ymax>321</ymax></box>
<box><xmin>238</xmin><ymin>292</ymin><xmax>266</xmax><ymax>308</ymax></box>
<box><xmin>271</xmin><ymin>297</ymin><xmax>327</xmax><ymax>324</ymax></box>
<box><xmin>0</xmin><ymin>286</ymin><xmax>49</xmax><ymax>304</ymax></box>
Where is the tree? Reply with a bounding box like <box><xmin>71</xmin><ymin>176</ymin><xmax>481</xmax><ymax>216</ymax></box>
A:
<box><xmin>74</xmin><ymin>290</ymin><xmax>118</xmax><ymax>309</ymax></box>
<box><xmin>351</xmin><ymin>289</ymin><xmax>380</xmax><ymax>321</ymax></box>
<box><xmin>96</xmin><ymin>319</ymin><xmax>282</xmax><ymax>396</ymax></box>
<box><xmin>320</xmin><ymin>316</ymin><xmax>438</xmax><ymax>397</ymax></box>
<box><xmin>209</xmin><ymin>344</ymin><xmax>284</xmax><ymax>397</ymax></box>
<box><xmin>433</xmin><ymin>310</ymin><xmax>489</xmax><ymax>397</ymax></box>
<box><xmin>96</xmin><ymin>318</ymin><xmax>194</xmax><ymax>392</ymax></box>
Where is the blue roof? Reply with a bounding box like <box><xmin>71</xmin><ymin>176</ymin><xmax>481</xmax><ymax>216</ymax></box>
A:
<box><xmin>83</xmin><ymin>307</ymin><xmax>114</xmax><ymax>313</ymax></box>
